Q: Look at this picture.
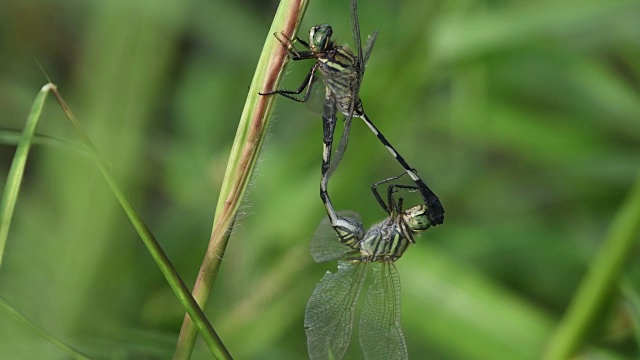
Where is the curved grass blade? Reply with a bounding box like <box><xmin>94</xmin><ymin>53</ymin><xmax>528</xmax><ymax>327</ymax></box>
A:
<box><xmin>0</xmin><ymin>84</ymin><xmax>51</xmax><ymax>268</ymax></box>
<box><xmin>49</xmin><ymin>86</ymin><xmax>231</xmax><ymax>359</ymax></box>
<box><xmin>543</xmin><ymin>172</ymin><xmax>640</xmax><ymax>360</ymax></box>
<box><xmin>0</xmin><ymin>129</ymin><xmax>90</xmax><ymax>157</ymax></box>
<box><xmin>1</xmin><ymin>82</ymin><xmax>230</xmax><ymax>358</ymax></box>
<box><xmin>0</xmin><ymin>296</ymin><xmax>92</xmax><ymax>360</ymax></box>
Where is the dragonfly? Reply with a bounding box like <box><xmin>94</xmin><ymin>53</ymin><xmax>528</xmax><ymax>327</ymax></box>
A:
<box><xmin>260</xmin><ymin>0</ymin><xmax>444</xmax><ymax>241</ymax></box>
<box><xmin>304</xmin><ymin>174</ymin><xmax>432</xmax><ymax>360</ymax></box>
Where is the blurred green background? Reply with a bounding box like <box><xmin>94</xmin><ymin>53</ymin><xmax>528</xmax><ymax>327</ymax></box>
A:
<box><xmin>2</xmin><ymin>0</ymin><xmax>640</xmax><ymax>359</ymax></box>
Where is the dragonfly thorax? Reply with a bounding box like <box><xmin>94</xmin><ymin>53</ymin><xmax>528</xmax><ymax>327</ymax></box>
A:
<box><xmin>309</xmin><ymin>24</ymin><xmax>333</xmax><ymax>52</ymax></box>
<box><xmin>360</xmin><ymin>216</ymin><xmax>411</xmax><ymax>262</ymax></box>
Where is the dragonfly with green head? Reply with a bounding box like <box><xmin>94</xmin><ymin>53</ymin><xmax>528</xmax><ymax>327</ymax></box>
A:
<box><xmin>260</xmin><ymin>0</ymin><xmax>444</xmax><ymax>242</ymax></box>
<box><xmin>304</xmin><ymin>173</ymin><xmax>431</xmax><ymax>360</ymax></box>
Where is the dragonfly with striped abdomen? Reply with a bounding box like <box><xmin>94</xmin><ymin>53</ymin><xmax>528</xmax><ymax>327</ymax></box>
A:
<box><xmin>260</xmin><ymin>0</ymin><xmax>444</xmax><ymax>241</ymax></box>
<box><xmin>304</xmin><ymin>173</ymin><xmax>432</xmax><ymax>360</ymax></box>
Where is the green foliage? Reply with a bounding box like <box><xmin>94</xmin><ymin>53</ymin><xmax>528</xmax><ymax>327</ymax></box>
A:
<box><xmin>1</xmin><ymin>0</ymin><xmax>640</xmax><ymax>359</ymax></box>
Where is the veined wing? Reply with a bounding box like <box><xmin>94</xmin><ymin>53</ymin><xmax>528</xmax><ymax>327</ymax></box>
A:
<box><xmin>363</xmin><ymin>30</ymin><xmax>379</xmax><ymax>68</ymax></box>
<box><xmin>305</xmin><ymin>75</ymin><xmax>326</xmax><ymax>117</ymax></box>
<box><xmin>328</xmin><ymin>0</ymin><xmax>378</xmax><ymax>179</ymax></box>
<box><xmin>326</xmin><ymin>0</ymin><xmax>364</xmax><ymax>180</ymax></box>
<box><xmin>350</xmin><ymin>0</ymin><xmax>379</xmax><ymax>82</ymax></box>
<box><xmin>305</xmin><ymin>261</ymin><xmax>368</xmax><ymax>360</ymax></box>
<box><xmin>310</xmin><ymin>211</ymin><xmax>361</xmax><ymax>263</ymax></box>
<box><xmin>350</xmin><ymin>0</ymin><xmax>363</xmax><ymax>67</ymax></box>
<box><xmin>326</xmin><ymin>27</ymin><xmax>373</xmax><ymax>179</ymax></box>
<box><xmin>359</xmin><ymin>262</ymin><xmax>408</xmax><ymax>360</ymax></box>
<box><xmin>326</xmin><ymin>120</ymin><xmax>351</xmax><ymax>179</ymax></box>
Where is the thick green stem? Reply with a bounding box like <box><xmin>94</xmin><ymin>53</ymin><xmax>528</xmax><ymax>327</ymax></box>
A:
<box><xmin>172</xmin><ymin>0</ymin><xmax>309</xmax><ymax>359</ymax></box>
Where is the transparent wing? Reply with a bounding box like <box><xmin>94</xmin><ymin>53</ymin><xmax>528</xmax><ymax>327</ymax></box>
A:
<box><xmin>326</xmin><ymin>0</ymin><xmax>363</xmax><ymax>181</ymax></box>
<box><xmin>330</xmin><ymin>29</ymin><xmax>377</xmax><ymax>179</ymax></box>
<box><xmin>350</xmin><ymin>0</ymin><xmax>363</xmax><ymax>70</ymax></box>
<box><xmin>363</xmin><ymin>31</ymin><xmax>379</xmax><ymax>68</ymax></box>
<box><xmin>328</xmin><ymin>85</ymin><xmax>358</xmax><ymax>180</ymax></box>
<box><xmin>359</xmin><ymin>262</ymin><xmax>408</xmax><ymax>360</ymax></box>
<box><xmin>329</xmin><ymin>0</ymin><xmax>377</xmax><ymax>179</ymax></box>
<box><xmin>305</xmin><ymin>76</ymin><xmax>326</xmax><ymax>116</ymax></box>
<box><xmin>326</xmin><ymin>119</ymin><xmax>351</xmax><ymax>179</ymax></box>
<box><xmin>310</xmin><ymin>211</ymin><xmax>361</xmax><ymax>263</ymax></box>
<box><xmin>305</xmin><ymin>261</ymin><xmax>368</xmax><ymax>360</ymax></box>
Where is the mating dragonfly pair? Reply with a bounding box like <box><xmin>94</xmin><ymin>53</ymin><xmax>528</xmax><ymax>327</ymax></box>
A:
<box><xmin>260</xmin><ymin>0</ymin><xmax>444</xmax><ymax>359</ymax></box>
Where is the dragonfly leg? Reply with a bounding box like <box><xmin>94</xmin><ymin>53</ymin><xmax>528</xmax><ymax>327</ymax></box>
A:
<box><xmin>359</xmin><ymin>112</ymin><xmax>445</xmax><ymax>225</ymax></box>
<box><xmin>294</xmin><ymin>36</ymin><xmax>310</xmax><ymax>48</ymax></box>
<box><xmin>371</xmin><ymin>172</ymin><xmax>407</xmax><ymax>214</ymax></box>
<box><xmin>259</xmin><ymin>63</ymin><xmax>319</xmax><ymax>102</ymax></box>
<box><xmin>387</xmin><ymin>183</ymin><xmax>420</xmax><ymax>214</ymax></box>
<box><xmin>273</xmin><ymin>32</ymin><xmax>314</xmax><ymax>60</ymax></box>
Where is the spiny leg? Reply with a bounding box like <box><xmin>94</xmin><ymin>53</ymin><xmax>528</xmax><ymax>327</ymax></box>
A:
<box><xmin>359</xmin><ymin>112</ymin><xmax>444</xmax><ymax>225</ymax></box>
<box><xmin>259</xmin><ymin>62</ymin><xmax>319</xmax><ymax>102</ymax></box>
<box><xmin>386</xmin><ymin>183</ymin><xmax>420</xmax><ymax>215</ymax></box>
<box><xmin>273</xmin><ymin>31</ymin><xmax>311</xmax><ymax>58</ymax></box>
<box><xmin>259</xmin><ymin>31</ymin><xmax>318</xmax><ymax>100</ymax></box>
<box><xmin>371</xmin><ymin>170</ymin><xmax>422</xmax><ymax>217</ymax></box>
<box><xmin>371</xmin><ymin>172</ymin><xmax>408</xmax><ymax>214</ymax></box>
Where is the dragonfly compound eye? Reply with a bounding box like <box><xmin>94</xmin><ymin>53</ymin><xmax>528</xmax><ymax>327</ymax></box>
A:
<box><xmin>404</xmin><ymin>205</ymin><xmax>431</xmax><ymax>232</ymax></box>
<box><xmin>309</xmin><ymin>24</ymin><xmax>333</xmax><ymax>52</ymax></box>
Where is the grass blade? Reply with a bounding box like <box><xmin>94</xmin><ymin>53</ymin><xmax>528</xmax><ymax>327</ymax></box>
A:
<box><xmin>0</xmin><ymin>296</ymin><xmax>92</xmax><ymax>360</ymax></box>
<box><xmin>48</xmin><ymin>86</ymin><xmax>231</xmax><ymax>359</ymax></box>
<box><xmin>0</xmin><ymin>84</ymin><xmax>52</xmax><ymax>268</ymax></box>
<box><xmin>544</xmin><ymin>172</ymin><xmax>640</xmax><ymax>359</ymax></box>
<box><xmin>173</xmin><ymin>0</ymin><xmax>310</xmax><ymax>358</ymax></box>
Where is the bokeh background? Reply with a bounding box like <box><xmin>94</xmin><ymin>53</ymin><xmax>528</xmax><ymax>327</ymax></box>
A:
<box><xmin>2</xmin><ymin>0</ymin><xmax>640</xmax><ymax>359</ymax></box>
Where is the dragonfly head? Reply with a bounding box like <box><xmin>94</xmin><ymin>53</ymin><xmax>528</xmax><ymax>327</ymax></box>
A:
<box><xmin>402</xmin><ymin>205</ymin><xmax>431</xmax><ymax>233</ymax></box>
<box><xmin>309</xmin><ymin>24</ymin><xmax>333</xmax><ymax>52</ymax></box>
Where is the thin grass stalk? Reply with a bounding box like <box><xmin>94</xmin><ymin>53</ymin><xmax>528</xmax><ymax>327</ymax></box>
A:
<box><xmin>173</xmin><ymin>0</ymin><xmax>309</xmax><ymax>358</ymax></box>
<box><xmin>0</xmin><ymin>296</ymin><xmax>92</xmax><ymax>360</ymax></box>
<box><xmin>0</xmin><ymin>84</ymin><xmax>51</xmax><ymax>268</ymax></box>
<box><xmin>0</xmin><ymin>85</ymin><xmax>92</xmax><ymax>358</ymax></box>
<box><xmin>0</xmin><ymin>129</ymin><xmax>87</xmax><ymax>155</ymax></box>
<box><xmin>543</xmin><ymin>172</ymin><xmax>640</xmax><ymax>359</ymax></box>
<box><xmin>48</xmin><ymin>86</ymin><xmax>230</xmax><ymax>359</ymax></box>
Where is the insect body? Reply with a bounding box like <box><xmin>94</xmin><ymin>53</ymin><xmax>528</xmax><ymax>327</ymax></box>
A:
<box><xmin>305</xmin><ymin>175</ymin><xmax>431</xmax><ymax>360</ymax></box>
<box><xmin>260</xmin><ymin>0</ymin><xmax>444</xmax><ymax>241</ymax></box>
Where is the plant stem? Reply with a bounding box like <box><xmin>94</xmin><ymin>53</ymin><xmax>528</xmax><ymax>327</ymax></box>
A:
<box><xmin>172</xmin><ymin>0</ymin><xmax>310</xmax><ymax>359</ymax></box>
<box><xmin>0</xmin><ymin>84</ymin><xmax>51</xmax><ymax>268</ymax></box>
<box><xmin>49</xmin><ymin>86</ymin><xmax>231</xmax><ymax>359</ymax></box>
<box><xmin>543</xmin><ymin>172</ymin><xmax>640</xmax><ymax>359</ymax></box>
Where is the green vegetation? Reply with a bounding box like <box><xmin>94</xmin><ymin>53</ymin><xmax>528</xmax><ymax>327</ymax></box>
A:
<box><xmin>1</xmin><ymin>0</ymin><xmax>639</xmax><ymax>359</ymax></box>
